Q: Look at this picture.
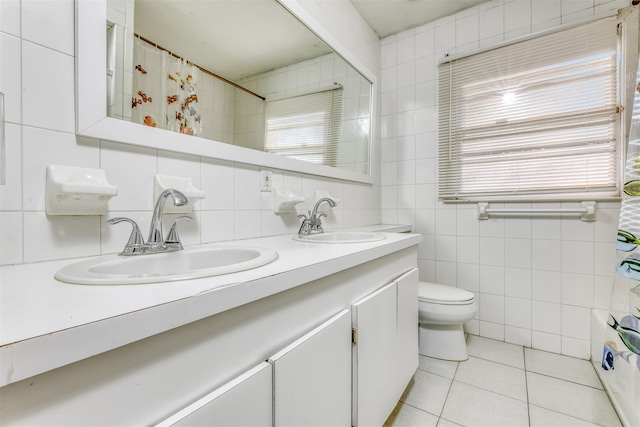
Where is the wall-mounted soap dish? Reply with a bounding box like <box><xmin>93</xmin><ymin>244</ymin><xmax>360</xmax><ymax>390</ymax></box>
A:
<box><xmin>154</xmin><ymin>175</ymin><xmax>206</xmax><ymax>214</ymax></box>
<box><xmin>45</xmin><ymin>165</ymin><xmax>118</xmax><ymax>215</ymax></box>
<box><xmin>273</xmin><ymin>186</ymin><xmax>305</xmax><ymax>214</ymax></box>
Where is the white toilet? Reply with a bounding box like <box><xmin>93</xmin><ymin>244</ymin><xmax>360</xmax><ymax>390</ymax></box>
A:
<box><xmin>418</xmin><ymin>281</ymin><xmax>477</xmax><ymax>361</ymax></box>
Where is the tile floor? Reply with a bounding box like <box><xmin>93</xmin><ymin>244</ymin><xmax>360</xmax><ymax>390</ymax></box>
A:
<box><xmin>384</xmin><ymin>335</ymin><xmax>621</xmax><ymax>427</ymax></box>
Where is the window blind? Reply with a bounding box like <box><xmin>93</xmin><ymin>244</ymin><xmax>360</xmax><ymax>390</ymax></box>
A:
<box><xmin>265</xmin><ymin>88</ymin><xmax>343</xmax><ymax>166</ymax></box>
<box><xmin>438</xmin><ymin>18</ymin><xmax>621</xmax><ymax>201</ymax></box>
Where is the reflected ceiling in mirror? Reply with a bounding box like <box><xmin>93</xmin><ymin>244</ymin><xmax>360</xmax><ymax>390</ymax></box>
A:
<box><xmin>107</xmin><ymin>0</ymin><xmax>372</xmax><ymax>175</ymax></box>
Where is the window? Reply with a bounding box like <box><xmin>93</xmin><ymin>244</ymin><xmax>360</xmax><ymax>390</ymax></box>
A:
<box><xmin>265</xmin><ymin>88</ymin><xmax>343</xmax><ymax>166</ymax></box>
<box><xmin>438</xmin><ymin>17</ymin><xmax>624</xmax><ymax>201</ymax></box>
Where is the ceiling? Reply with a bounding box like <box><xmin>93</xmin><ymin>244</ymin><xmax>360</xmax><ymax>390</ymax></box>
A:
<box><xmin>351</xmin><ymin>0</ymin><xmax>493</xmax><ymax>38</ymax></box>
<box><xmin>135</xmin><ymin>0</ymin><xmax>333</xmax><ymax>81</ymax></box>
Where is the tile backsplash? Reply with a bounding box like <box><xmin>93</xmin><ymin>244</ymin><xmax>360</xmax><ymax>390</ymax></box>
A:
<box><xmin>0</xmin><ymin>0</ymin><xmax>381</xmax><ymax>266</ymax></box>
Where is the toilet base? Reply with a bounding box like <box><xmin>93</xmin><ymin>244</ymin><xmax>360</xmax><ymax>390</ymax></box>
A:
<box><xmin>418</xmin><ymin>323</ymin><xmax>469</xmax><ymax>361</ymax></box>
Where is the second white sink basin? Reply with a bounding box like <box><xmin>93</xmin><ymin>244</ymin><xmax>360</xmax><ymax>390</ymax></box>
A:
<box><xmin>55</xmin><ymin>246</ymin><xmax>278</xmax><ymax>285</ymax></box>
<box><xmin>293</xmin><ymin>231</ymin><xmax>386</xmax><ymax>244</ymax></box>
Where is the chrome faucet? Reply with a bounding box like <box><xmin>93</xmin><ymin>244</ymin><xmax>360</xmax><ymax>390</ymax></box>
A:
<box><xmin>148</xmin><ymin>189</ymin><xmax>189</xmax><ymax>244</ymax></box>
<box><xmin>298</xmin><ymin>197</ymin><xmax>337</xmax><ymax>237</ymax></box>
<box><xmin>108</xmin><ymin>189</ymin><xmax>191</xmax><ymax>255</ymax></box>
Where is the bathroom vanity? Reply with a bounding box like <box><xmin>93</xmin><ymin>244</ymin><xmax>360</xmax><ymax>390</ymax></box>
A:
<box><xmin>0</xmin><ymin>231</ymin><xmax>420</xmax><ymax>426</ymax></box>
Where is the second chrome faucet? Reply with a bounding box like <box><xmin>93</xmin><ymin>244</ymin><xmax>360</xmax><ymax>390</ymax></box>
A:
<box><xmin>297</xmin><ymin>197</ymin><xmax>337</xmax><ymax>237</ymax></box>
<box><xmin>108</xmin><ymin>188</ymin><xmax>191</xmax><ymax>255</ymax></box>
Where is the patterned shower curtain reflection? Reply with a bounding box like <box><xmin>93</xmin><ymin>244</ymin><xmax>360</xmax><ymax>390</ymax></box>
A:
<box><xmin>165</xmin><ymin>54</ymin><xmax>202</xmax><ymax>136</ymax></box>
<box><xmin>132</xmin><ymin>38</ymin><xmax>202</xmax><ymax>136</ymax></box>
<box><xmin>602</xmin><ymin>60</ymin><xmax>640</xmax><ymax>427</ymax></box>
<box><xmin>132</xmin><ymin>38</ymin><xmax>164</xmax><ymax>128</ymax></box>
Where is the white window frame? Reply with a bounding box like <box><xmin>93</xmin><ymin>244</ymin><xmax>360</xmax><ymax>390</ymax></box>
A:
<box><xmin>437</xmin><ymin>10</ymin><xmax>638</xmax><ymax>203</ymax></box>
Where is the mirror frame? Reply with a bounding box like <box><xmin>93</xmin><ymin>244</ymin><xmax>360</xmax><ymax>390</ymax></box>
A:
<box><xmin>76</xmin><ymin>0</ymin><xmax>376</xmax><ymax>184</ymax></box>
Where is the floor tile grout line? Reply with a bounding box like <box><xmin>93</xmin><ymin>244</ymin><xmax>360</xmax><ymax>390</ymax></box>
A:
<box><xmin>396</xmin><ymin>400</ymin><xmax>442</xmax><ymax>420</ymax></box>
<box><xmin>527</xmin><ymin>403</ymin><xmax>611</xmax><ymax>427</ymax></box>
<box><xmin>466</xmin><ymin>338</ymin><xmax>527</xmax><ymax>370</ymax></box>
<box><xmin>449</xmin><ymin>377</ymin><xmax>530</xmax><ymax>406</ymax></box>
<box><xmin>438</xmin><ymin>415</ymin><xmax>462</xmax><ymax>426</ymax></box>
<box><xmin>525</xmin><ymin>369</ymin><xmax>606</xmax><ymax>391</ymax></box>
<box><xmin>415</xmin><ymin>364</ymin><xmax>457</xmax><ymax>381</ymax></box>
<box><xmin>453</xmin><ymin>354</ymin><xmax>530</xmax><ymax>403</ymax></box>
<box><xmin>464</xmin><ymin>353</ymin><xmax>526</xmax><ymax>372</ymax></box>
<box><xmin>524</xmin><ymin>347</ymin><xmax>608</xmax><ymax>391</ymax></box>
<box><xmin>415</xmin><ymin>371</ymin><xmax>456</xmax><ymax>384</ymax></box>
<box><xmin>435</xmin><ymin>360</ymin><xmax>461</xmax><ymax>422</ymax></box>
<box><xmin>523</xmin><ymin>345</ymin><xmax>531</xmax><ymax>427</ymax></box>
<box><xmin>448</xmin><ymin>376</ymin><xmax>529</xmax><ymax>405</ymax></box>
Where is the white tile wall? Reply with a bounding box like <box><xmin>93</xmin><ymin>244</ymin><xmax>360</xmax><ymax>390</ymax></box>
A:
<box><xmin>532</xmin><ymin>270</ymin><xmax>562</xmax><ymax>303</ymax></box>
<box><xmin>0</xmin><ymin>0</ymin><xmax>382</xmax><ymax>266</ymax></box>
<box><xmin>1</xmin><ymin>32</ymin><xmax>21</xmax><ymax>125</ymax></box>
<box><xmin>532</xmin><ymin>301</ymin><xmax>562</xmax><ymax>334</ymax></box>
<box><xmin>479</xmin><ymin>2</ymin><xmax>504</xmax><ymax>41</ymax></box>
<box><xmin>22</xmin><ymin>40</ymin><xmax>75</xmax><ymax>133</ymax></box>
<box><xmin>532</xmin><ymin>330</ymin><xmax>560</xmax><ymax>353</ymax></box>
<box><xmin>22</xmin><ymin>0</ymin><xmax>74</xmax><ymax>56</ymax></box>
<box><xmin>480</xmin><ymin>265</ymin><xmax>505</xmax><ymax>295</ymax></box>
<box><xmin>380</xmin><ymin>0</ymin><xmax>630</xmax><ymax>358</ymax></box>
<box><xmin>0</xmin><ymin>124</ymin><xmax>21</xmax><ymax>211</ymax></box>
<box><xmin>0</xmin><ymin>0</ymin><xmax>20</xmax><ymax>37</ymax></box>
<box><xmin>505</xmin><ymin>1</ymin><xmax>532</xmax><ymax>34</ymax></box>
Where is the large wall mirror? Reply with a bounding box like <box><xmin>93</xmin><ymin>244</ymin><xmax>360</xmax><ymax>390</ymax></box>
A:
<box><xmin>77</xmin><ymin>0</ymin><xmax>375</xmax><ymax>183</ymax></box>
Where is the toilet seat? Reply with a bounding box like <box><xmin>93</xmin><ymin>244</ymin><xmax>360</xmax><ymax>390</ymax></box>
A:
<box><xmin>418</xmin><ymin>281</ymin><xmax>474</xmax><ymax>305</ymax></box>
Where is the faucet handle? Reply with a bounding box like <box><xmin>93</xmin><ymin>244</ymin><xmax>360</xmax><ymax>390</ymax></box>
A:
<box><xmin>107</xmin><ymin>217</ymin><xmax>145</xmax><ymax>254</ymax></box>
<box><xmin>166</xmin><ymin>216</ymin><xmax>192</xmax><ymax>244</ymax></box>
<box><xmin>297</xmin><ymin>212</ymin><xmax>312</xmax><ymax>236</ymax></box>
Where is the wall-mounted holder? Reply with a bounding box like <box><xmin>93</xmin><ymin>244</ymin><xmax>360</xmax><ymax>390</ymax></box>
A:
<box><xmin>45</xmin><ymin>165</ymin><xmax>118</xmax><ymax>215</ymax></box>
<box><xmin>315</xmin><ymin>190</ymin><xmax>341</xmax><ymax>213</ymax></box>
<box><xmin>154</xmin><ymin>175</ymin><xmax>206</xmax><ymax>214</ymax></box>
<box><xmin>477</xmin><ymin>201</ymin><xmax>596</xmax><ymax>222</ymax></box>
<box><xmin>273</xmin><ymin>186</ymin><xmax>305</xmax><ymax>214</ymax></box>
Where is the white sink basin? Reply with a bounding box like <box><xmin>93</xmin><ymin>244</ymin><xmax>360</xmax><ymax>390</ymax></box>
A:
<box><xmin>55</xmin><ymin>246</ymin><xmax>278</xmax><ymax>285</ymax></box>
<box><xmin>293</xmin><ymin>231</ymin><xmax>386</xmax><ymax>244</ymax></box>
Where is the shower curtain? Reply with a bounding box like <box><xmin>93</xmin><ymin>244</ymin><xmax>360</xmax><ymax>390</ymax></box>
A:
<box><xmin>602</xmin><ymin>60</ymin><xmax>640</xmax><ymax>427</ymax></box>
<box><xmin>132</xmin><ymin>38</ymin><xmax>202</xmax><ymax>136</ymax></box>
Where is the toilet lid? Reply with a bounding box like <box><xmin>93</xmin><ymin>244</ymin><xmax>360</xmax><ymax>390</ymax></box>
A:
<box><xmin>418</xmin><ymin>281</ymin><xmax>475</xmax><ymax>305</ymax></box>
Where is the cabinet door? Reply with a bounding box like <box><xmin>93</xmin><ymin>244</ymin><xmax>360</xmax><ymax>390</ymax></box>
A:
<box><xmin>155</xmin><ymin>362</ymin><xmax>272</xmax><ymax>427</ymax></box>
<box><xmin>395</xmin><ymin>268</ymin><xmax>419</xmax><ymax>396</ymax></box>
<box><xmin>269</xmin><ymin>309</ymin><xmax>351</xmax><ymax>427</ymax></box>
<box><xmin>351</xmin><ymin>282</ymin><xmax>398</xmax><ymax>427</ymax></box>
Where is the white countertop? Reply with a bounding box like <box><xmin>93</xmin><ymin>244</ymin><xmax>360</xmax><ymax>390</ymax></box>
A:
<box><xmin>0</xmin><ymin>229</ymin><xmax>420</xmax><ymax>387</ymax></box>
<box><xmin>348</xmin><ymin>223</ymin><xmax>412</xmax><ymax>233</ymax></box>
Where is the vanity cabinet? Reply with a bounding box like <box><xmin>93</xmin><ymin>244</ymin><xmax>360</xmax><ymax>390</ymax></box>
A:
<box><xmin>0</xmin><ymin>246</ymin><xmax>419</xmax><ymax>426</ymax></box>
<box><xmin>157</xmin><ymin>309</ymin><xmax>351</xmax><ymax>427</ymax></box>
<box><xmin>269</xmin><ymin>309</ymin><xmax>351</xmax><ymax>426</ymax></box>
<box><xmin>395</xmin><ymin>269</ymin><xmax>420</xmax><ymax>389</ymax></box>
<box><xmin>155</xmin><ymin>362</ymin><xmax>273</xmax><ymax>427</ymax></box>
<box><xmin>352</xmin><ymin>268</ymin><xmax>419</xmax><ymax>427</ymax></box>
<box><xmin>155</xmin><ymin>309</ymin><xmax>352</xmax><ymax>427</ymax></box>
